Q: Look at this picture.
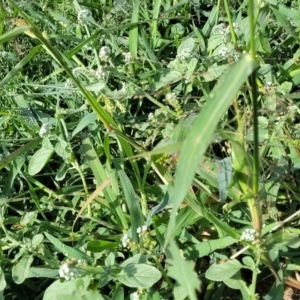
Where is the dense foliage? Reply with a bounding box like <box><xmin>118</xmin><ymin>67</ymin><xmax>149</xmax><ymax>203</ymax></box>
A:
<box><xmin>1</xmin><ymin>0</ymin><xmax>300</xmax><ymax>299</ymax></box>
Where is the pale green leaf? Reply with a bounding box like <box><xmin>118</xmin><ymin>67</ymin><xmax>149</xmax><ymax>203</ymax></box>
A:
<box><xmin>28</xmin><ymin>137</ymin><xmax>54</xmax><ymax>175</ymax></box>
<box><xmin>167</xmin><ymin>240</ymin><xmax>201</xmax><ymax>300</ymax></box>
<box><xmin>117</xmin><ymin>263</ymin><xmax>161</xmax><ymax>288</ymax></box>
<box><xmin>205</xmin><ymin>260</ymin><xmax>242</xmax><ymax>281</ymax></box>
<box><xmin>12</xmin><ymin>254</ymin><xmax>34</xmax><ymax>284</ymax></box>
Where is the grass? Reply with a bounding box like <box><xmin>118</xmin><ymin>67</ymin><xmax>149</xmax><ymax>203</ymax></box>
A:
<box><xmin>1</xmin><ymin>0</ymin><xmax>300</xmax><ymax>299</ymax></box>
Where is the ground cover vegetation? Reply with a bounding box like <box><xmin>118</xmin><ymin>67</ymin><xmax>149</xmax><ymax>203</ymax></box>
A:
<box><xmin>0</xmin><ymin>0</ymin><xmax>300</xmax><ymax>299</ymax></box>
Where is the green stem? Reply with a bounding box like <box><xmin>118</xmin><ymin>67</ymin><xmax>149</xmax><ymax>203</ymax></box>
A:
<box><xmin>223</xmin><ymin>0</ymin><xmax>238</xmax><ymax>48</ymax></box>
<box><xmin>84</xmin><ymin>24</ymin><xmax>101</xmax><ymax>68</ymax></box>
<box><xmin>248</xmin><ymin>0</ymin><xmax>261</xmax><ymax>233</ymax></box>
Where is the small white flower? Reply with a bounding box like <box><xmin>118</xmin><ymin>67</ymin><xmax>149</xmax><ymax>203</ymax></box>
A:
<box><xmin>72</xmin><ymin>67</ymin><xmax>83</xmax><ymax>78</ymax></box>
<box><xmin>232</xmin><ymin>51</ymin><xmax>240</xmax><ymax>62</ymax></box>
<box><xmin>136</xmin><ymin>225</ymin><xmax>147</xmax><ymax>234</ymax></box>
<box><xmin>219</xmin><ymin>47</ymin><xmax>229</xmax><ymax>57</ymax></box>
<box><xmin>59</xmin><ymin>263</ymin><xmax>70</xmax><ymax>280</ymax></box>
<box><xmin>185</xmin><ymin>75</ymin><xmax>192</xmax><ymax>84</ymax></box>
<box><xmin>78</xmin><ymin>9</ymin><xmax>91</xmax><ymax>24</ymax></box>
<box><xmin>121</xmin><ymin>82</ymin><xmax>126</xmax><ymax>92</ymax></box>
<box><xmin>233</xmin><ymin>22</ymin><xmax>240</xmax><ymax>30</ymax></box>
<box><xmin>123</xmin><ymin>52</ymin><xmax>132</xmax><ymax>63</ymax></box>
<box><xmin>131</xmin><ymin>292</ymin><xmax>140</xmax><ymax>300</ymax></box>
<box><xmin>165</xmin><ymin>92</ymin><xmax>177</xmax><ymax>101</ymax></box>
<box><xmin>65</xmin><ymin>78</ymin><xmax>73</xmax><ymax>88</ymax></box>
<box><xmin>121</xmin><ymin>233</ymin><xmax>130</xmax><ymax>247</ymax></box>
<box><xmin>148</xmin><ymin>112</ymin><xmax>154</xmax><ymax>120</ymax></box>
<box><xmin>95</xmin><ymin>66</ymin><xmax>106</xmax><ymax>80</ymax></box>
<box><xmin>39</xmin><ymin>123</ymin><xmax>51</xmax><ymax>137</ymax></box>
<box><xmin>99</xmin><ymin>46</ymin><xmax>111</xmax><ymax>61</ymax></box>
<box><xmin>176</xmin><ymin>48</ymin><xmax>192</xmax><ymax>59</ymax></box>
<box><xmin>241</xmin><ymin>228</ymin><xmax>256</xmax><ymax>242</ymax></box>
<box><xmin>212</xmin><ymin>23</ymin><xmax>228</xmax><ymax>35</ymax></box>
<box><xmin>264</xmin><ymin>82</ymin><xmax>274</xmax><ymax>92</ymax></box>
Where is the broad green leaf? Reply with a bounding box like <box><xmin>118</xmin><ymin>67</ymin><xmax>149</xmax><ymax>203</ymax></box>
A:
<box><xmin>223</xmin><ymin>273</ymin><xmax>251</xmax><ymax>299</ymax></box>
<box><xmin>87</xmin><ymin>240</ymin><xmax>118</xmax><ymax>252</ymax></box>
<box><xmin>12</xmin><ymin>254</ymin><xmax>34</xmax><ymax>284</ymax></box>
<box><xmin>153</xmin><ymin>69</ymin><xmax>182</xmax><ymax>91</ymax></box>
<box><xmin>55</xmin><ymin>163</ymin><xmax>69</xmax><ymax>181</ymax></box>
<box><xmin>43</xmin><ymin>277</ymin><xmax>104</xmax><ymax>300</ymax></box>
<box><xmin>177</xmin><ymin>37</ymin><xmax>195</xmax><ymax>55</ymax></box>
<box><xmin>32</xmin><ymin>234</ymin><xmax>44</xmax><ymax>247</ymax></box>
<box><xmin>20</xmin><ymin>211</ymin><xmax>37</xmax><ymax>226</ymax></box>
<box><xmin>242</xmin><ymin>256</ymin><xmax>255</xmax><ymax>268</ymax></box>
<box><xmin>72</xmin><ymin>113</ymin><xmax>97</xmax><ymax>137</ymax></box>
<box><xmin>117</xmin><ymin>263</ymin><xmax>161</xmax><ymax>289</ymax></box>
<box><xmin>165</xmin><ymin>54</ymin><xmax>257</xmax><ymax>246</ymax></box>
<box><xmin>28</xmin><ymin>268</ymin><xmax>58</xmax><ymax>278</ymax></box>
<box><xmin>174</xmin><ymin>285</ymin><xmax>188</xmax><ymax>300</ymax></box>
<box><xmin>167</xmin><ymin>240</ymin><xmax>201</xmax><ymax>300</ymax></box>
<box><xmin>263</xmin><ymin>279</ymin><xmax>284</xmax><ymax>300</ymax></box>
<box><xmin>207</xmin><ymin>34</ymin><xmax>223</xmax><ymax>51</ymax></box>
<box><xmin>264</xmin><ymin>230</ymin><xmax>300</xmax><ymax>251</ymax></box>
<box><xmin>55</xmin><ymin>137</ymin><xmax>71</xmax><ymax>159</ymax></box>
<box><xmin>0</xmin><ymin>267</ymin><xmax>6</xmax><ymax>298</ymax></box>
<box><xmin>202</xmin><ymin>64</ymin><xmax>228</xmax><ymax>82</ymax></box>
<box><xmin>28</xmin><ymin>137</ymin><xmax>54</xmax><ymax>175</ymax></box>
<box><xmin>44</xmin><ymin>232</ymin><xmax>93</xmax><ymax>263</ymax></box>
<box><xmin>185</xmin><ymin>236</ymin><xmax>237</xmax><ymax>259</ymax></box>
<box><xmin>205</xmin><ymin>259</ymin><xmax>242</xmax><ymax>281</ymax></box>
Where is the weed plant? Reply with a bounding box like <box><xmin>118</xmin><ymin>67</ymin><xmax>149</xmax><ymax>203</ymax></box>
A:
<box><xmin>1</xmin><ymin>0</ymin><xmax>300</xmax><ymax>299</ymax></box>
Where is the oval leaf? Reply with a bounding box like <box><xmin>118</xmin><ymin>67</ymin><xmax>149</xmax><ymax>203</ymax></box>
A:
<box><xmin>12</xmin><ymin>254</ymin><xmax>34</xmax><ymax>284</ymax></box>
<box><xmin>117</xmin><ymin>263</ymin><xmax>161</xmax><ymax>289</ymax></box>
<box><xmin>28</xmin><ymin>137</ymin><xmax>54</xmax><ymax>175</ymax></box>
<box><xmin>205</xmin><ymin>260</ymin><xmax>242</xmax><ymax>281</ymax></box>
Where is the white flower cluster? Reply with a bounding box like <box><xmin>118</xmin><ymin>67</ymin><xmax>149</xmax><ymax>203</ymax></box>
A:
<box><xmin>131</xmin><ymin>291</ymin><xmax>140</xmax><ymax>300</ymax></box>
<box><xmin>212</xmin><ymin>23</ymin><xmax>230</xmax><ymax>36</ymax></box>
<box><xmin>95</xmin><ymin>66</ymin><xmax>106</xmax><ymax>80</ymax></box>
<box><xmin>219</xmin><ymin>47</ymin><xmax>230</xmax><ymax>57</ymax></box>
<box><xmin>72</xmin><ymin>67</ymin><xmax>84</xmax><ymax>78</ymax></box>
<box><xmin>136</xmin><ymin>225</ymin><xmax>147</xmax><ymax>235</ymax></box>
<box><xmin>241</xmin><ymin>228</ymin><xmax>256</xmax><ymax>242</ymax></box>
<box><xmin>99</xmin><ymin>46</ymin><xmax>111</xmax><ymax>62</ymax></box>
<box><xmin>65</xmin><ymin>78</ymin><xmax>73</xmax><ymax>88</ymax></box>
<box><xmin>176</xmin><ymin>48</ymin><xmax>192</xmax><ymax>60</ymax></box>
<box><xmin>185</xmin><ymin>75</ymin><xmax>192</xmax><ymax>84</ymax></box>
<box><xmin>264</xmin><ymin>81</ymin><xmax>274</xmax><ymax>93</ymax></box>
<box><xmin>123</xmin><ymin>52</ymin><xmax>132</xmax><ymax>63</ymax></box>
<box><xmin>165</xmin><ymin>92</ymin><xmax>177</xmax><ymax>101</ymax></box>
<box><xmin>77</xmin><ymin>9</ymin><xmax>91</xmax><ymax>24</ymax></box>
<box><xmin>39</xmin><ymin>123</ymin><xmax>52</xmax><ymax>137</ymax></box>
<box><xmin>71</xmin><ymin>66</ymin><xmax>107</xmax><ymax>81</ymax></box>
<box><xmin>233</xmin><ymin>22</ymin><xmax>240</xmax><ymax>31</ymax></box>
<box><xmin>59</xmin><ymin>259</ymin><xmax>86</xmax><ymax>280</ymax></box>
<box><xmin>121</xmin><ymin>233</ymin><xmax>130</xmax><ymax>247</ymax></box>
<box><xmin>219</xmin><ymin>47</ymin><xmax>240</xmax><ymax>62</ymax></box>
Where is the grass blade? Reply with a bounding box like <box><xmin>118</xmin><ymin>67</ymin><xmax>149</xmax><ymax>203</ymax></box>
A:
<box><xmin>0</xmin><ymin>137</ymin><xmax>42</xmax><ymax>171</ymax></box>
<box><xmin>129</xmin><ymin>0</ymin><xmax>139</xmax><ymax>57</ymax></box>
<box><xmin>164</xmin><ymin>54</ymin><xmax>258</xmax><ymax>246</ymax></box>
